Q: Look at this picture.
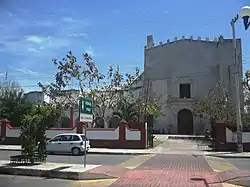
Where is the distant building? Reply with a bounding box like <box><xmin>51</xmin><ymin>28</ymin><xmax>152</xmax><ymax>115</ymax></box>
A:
<box><xmin>24</xmin><ymin>89</ymin><xmax>81</xmax><ymax>128</ymax></box>
<box><xmin>24</xmin><ymin>91</ymin><xmax>50</xmax><ymax>104</ymax></box>
<box><xmin>135</xmin><ymin>35</ymin><xmax>243</xmax><ymax>135</ymax></box>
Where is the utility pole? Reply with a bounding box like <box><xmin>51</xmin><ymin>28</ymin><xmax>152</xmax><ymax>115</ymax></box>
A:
<box><xmin>4</xmin><ymin>71</ymin><xmax>8</xmax><ymax>81</ymax></box>
<box><xmin>231</xmin><ymin>15</ymin><xmax>243</xmax><ymax>153</ymax></box>
<box><xmin>143</xmin><ymin>79</ymin><xmax>150</xmax><ymax>148</ymax></box>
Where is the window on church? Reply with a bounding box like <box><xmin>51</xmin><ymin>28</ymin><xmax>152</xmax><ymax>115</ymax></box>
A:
<box><xmin>179</xmin><ymin>84</ymin><xmax>191</xmax><ymax>98</ymax></box>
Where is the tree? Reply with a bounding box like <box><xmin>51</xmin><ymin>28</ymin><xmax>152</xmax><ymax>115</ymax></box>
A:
<box><xmin>193</xmin><ymin>82</ymin><xmax>236</xmax><ymax>126</ymax></box>
<box><xmin>21</xmin><ymin>103</ymin><xmax>62</xmax><ymax>161</ymax></box>
<box><xmin>39</xmin><ymin>51</ymin><xmax>164</xmax><ymax>128</ymax></box>
<box><xmin>0</xmin><ymin>81</ymin><xmax>33</xmax><ymax>126</ymax></box>
<box><xmin>243</xmin><ymin>69</ymin><xmax>250</xmax><ymax>93</ymax></box>
<box><xmin>242</xmin><ymin>69</ymin><xmax>250</xmax><ymax>125</ymax></box>
<box><xmin>38</xmin><ymin>52</ymin><xmax>104</xmax><ymax>108</ymax></box>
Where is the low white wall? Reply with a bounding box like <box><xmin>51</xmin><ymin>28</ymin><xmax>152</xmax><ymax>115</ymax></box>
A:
<box><xmin>5</xmin><ymin>126</ymin><xmax>120</xmax><ymax>141</ymax></box>
<box><xmin>87</xmin><ymin>128</ymin><xmax>119</xmax><ymax>140</ymax></box>
<box><xmin>226</xmin><ymin>128</ymin><xmax>234</xmax><ymax>142</ymax></box>
<box><xmin>226</xmin><ymin>127</ymin><xmax>250</xmax><ymax>143</ymax></box>
<box><xmin>6</xmin><ymin>127</ymin><xmax>77</xmax><ymax>139</ymax></box>
<box><xmin>6</xmin><ymin>128</ymin><xmax>21</xmax><ymax>138</ymax></box>
<box><xmin>46</xmin><ymin>128</ymin><xmax>77</xmax><ymax>139</ymax></box>
<box><xmin>125</xmin><ymin>127</ymin><xmax>141</xmax><ymax>140</ymax></box>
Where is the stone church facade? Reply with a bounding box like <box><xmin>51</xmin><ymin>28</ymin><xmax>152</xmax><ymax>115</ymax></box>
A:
<box><xmin>141</xmin><ymin>35</ymin><xmax>243</xmax><ymax>135</ymax></box>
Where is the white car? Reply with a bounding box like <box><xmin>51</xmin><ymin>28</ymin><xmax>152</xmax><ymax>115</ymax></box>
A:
<box><xmin>44</xmin><ymin>133</ymin><xmax>90</xmax><ymax>155</ymax></box>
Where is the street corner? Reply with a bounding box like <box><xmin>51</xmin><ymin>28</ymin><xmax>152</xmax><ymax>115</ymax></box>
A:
<box><xmin>204</xmin><ymin>156</ymin><xmax>238</xmax><ymax>172</ymax></box>
<box><xmin>217</xmin><ymin>169</ymin><xmax>250</xmax><ymax>187</ymax></box>
<box><xmin>117</xmin><ymin>154</ymin><xmax>156</xmax><ymax>169</ymax></box>
<box><xmin>83</xmin><ymin>154</ymin><xmax>156</xmax><ymax>182</ymax></box>
<box><xmin>86</xmin><ymin>165</ymin><xmax>130</xmax><ymax>179</ymax></box>
<box><xmin>73</xmin><ymin>179</ymin><xmax>118</xmax><ymax>187</ymax></box>
<box><xmin>205</xmin><ymin>156</ymin><xmax>250</xmax><ymax>187</ymax></box>
<box><xmin>222</xmin><ymin>182</ymin><xmax>246</xmax><ymax>187</ymax></box>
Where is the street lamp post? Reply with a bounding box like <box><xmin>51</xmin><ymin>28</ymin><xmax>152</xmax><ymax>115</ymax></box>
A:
<box><xmin>230</xmin><ymin>6</ymin><xmax>250</xmax><ymax>153</ymax></box>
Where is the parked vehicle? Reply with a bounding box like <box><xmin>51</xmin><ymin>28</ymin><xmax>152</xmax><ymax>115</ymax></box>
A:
<box><xmin>38</xmin><ymin>133</ymin><xmax>90</xmax><ymax>155</ymax></box>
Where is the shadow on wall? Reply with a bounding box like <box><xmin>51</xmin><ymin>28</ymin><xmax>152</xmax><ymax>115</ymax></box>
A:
<box><xmin>59</xmin><ymin>116</ymin><xmax>70</xmax><ymax>128</ymax></box>
<box><xmin>109</xmin><ymin>115</ymin><xmax>121</xmax><ymax>128</ymax></box>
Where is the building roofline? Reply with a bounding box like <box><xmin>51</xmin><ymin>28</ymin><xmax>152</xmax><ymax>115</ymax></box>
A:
<box><xmin>145</xmin><ymin>35</ymin><xmax>241</xmax><ymax>51</ymax></box>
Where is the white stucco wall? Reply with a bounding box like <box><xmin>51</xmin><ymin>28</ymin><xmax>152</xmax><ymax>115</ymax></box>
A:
<box><xmin>6</xmin><ymin>127</ymin><xmax>78</xmax><ymax>139</ymax></box>
<box><xmin>6</xmin><ymin>128</ymin><xmax>21</xmax><ymax>138</ymax></box>
<box><xmin>125</xmin><ymin>127</ymin><xmax>141</xmax><ymax>140</ymax></box>
<box><xmin>5</xmin><ymin>126</ymin><xmax>119</xmax><ymax>140</ymax></box>
<box><xmin>226</xmin><ymin>127</ymin><xmax>250</xmax><ymax>143</ymax></box>
<box><xmin>87</xmin><ymin>128</ymin><xmax>119</xmax><ymax>140</ymax></box>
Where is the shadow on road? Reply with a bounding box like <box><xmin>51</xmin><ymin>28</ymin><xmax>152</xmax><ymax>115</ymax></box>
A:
<box><xmin>191</xmin><ymin>177</ymin><xmax>210</xmax><ymax>187</ymax></box>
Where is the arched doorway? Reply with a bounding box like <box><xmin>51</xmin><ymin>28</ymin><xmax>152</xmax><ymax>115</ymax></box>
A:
<box><xmin>177</xmin><ymin>109</ymin><xmax>193</xmax><ymax>135</ymax></box>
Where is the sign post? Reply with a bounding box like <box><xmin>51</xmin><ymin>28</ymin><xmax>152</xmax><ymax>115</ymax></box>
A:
<box><xmin>79</xmin><ymin>97</ymin><xmax>93</xmax><ymax>167</ymax></box>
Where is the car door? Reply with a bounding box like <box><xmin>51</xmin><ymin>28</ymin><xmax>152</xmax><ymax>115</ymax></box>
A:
<box><xmin>60</xmin><ymin>135</ymin><xmax>73</xmax><ymax>152</ymax></box>
<box><xmin>47</xmin><ymin>135</ymin><xmax>63</xmax><ymax>152</ymax></box>
<box><xmin>71</xmin><ymin>135</ymin><xmax>81</xmax><ymax>150</ymax></box>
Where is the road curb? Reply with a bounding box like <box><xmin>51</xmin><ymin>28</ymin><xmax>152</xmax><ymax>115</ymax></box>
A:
<box><xmin>208</xmin><ymin>155</ymin><xmax>250</xmax><ymax>159</ymax></box>
<box><xmin>167</xmin><ymin>136</ymin><xmax>206</xmax><ymax>141</ymax></box>
<box><xmin>0</xmin><ymin>148</ymin><xmax>150</xmax><ymax>155</ymax></box>
<box><xmin>88</xmin><ymin>151</ymin><xmax>149</xmax><ymax>155</ymax></box>
<box><xmin>0</xmin><ymin>149</ymin><xmax>21</xmax><ymax>152</ymax></box>
<box><xmin>0</xmin><ymin>166</ymin><xmax>114</xmax><ymax>180</ymax></box>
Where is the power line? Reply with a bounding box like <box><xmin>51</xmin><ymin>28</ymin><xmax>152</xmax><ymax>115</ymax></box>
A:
<box><xmin>0</xmin><ymin>71</ymin><xmax>214</xmax><ymax>89</ymax></box>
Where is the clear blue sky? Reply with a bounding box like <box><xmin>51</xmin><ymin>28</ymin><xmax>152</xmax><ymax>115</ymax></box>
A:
<box><xmin>0</xmin><ymin>0</ymin><xmax>249</xmax><ymax>92</ymax></box>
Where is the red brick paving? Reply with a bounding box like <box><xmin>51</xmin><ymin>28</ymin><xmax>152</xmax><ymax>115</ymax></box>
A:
<box><xmin>110</xmin><ymin>154</ymin><xmax>223</xmax><ymax>187</ymax></box>
<box><xmin>137</xmin><ymin>154</ymin><xmax>213</xmax><ymax>172</ymax></box>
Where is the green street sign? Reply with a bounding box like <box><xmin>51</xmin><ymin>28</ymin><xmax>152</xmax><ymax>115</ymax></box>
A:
<box><xmin>79</xmin><ymin>97</ymin><xmax>93</xmax><ymax>122</ymax></box>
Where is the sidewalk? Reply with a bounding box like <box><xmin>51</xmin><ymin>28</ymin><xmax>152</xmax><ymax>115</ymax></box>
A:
<box><xmin>2</xmin><ymin>144</ymin><xmax>250</xmax><ymax>158</ymax></box>
<box><xmin>0</xmin><ymin>160</ymin><xmax>104</xmax><ymax>180</ymax></box>
<box><xmin>0</xmin><ymin>144</ymin><xmax>209</xmax><ymax>155</ymax></box>
<box><xmin>0</xmin><ymin>145</ymin><xmax>153</xmax><ymax>155</ymax></box>
<box><xmin>203</xmin><ymin>151</ymin><xmax>250</xmax><ymax>159</ymax></box>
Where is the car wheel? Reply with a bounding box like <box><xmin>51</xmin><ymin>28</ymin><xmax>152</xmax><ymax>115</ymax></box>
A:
<box><xmin>71</xmin><ymin>147</ymin><xmax>81</xmax><ymax>155</ymax></box>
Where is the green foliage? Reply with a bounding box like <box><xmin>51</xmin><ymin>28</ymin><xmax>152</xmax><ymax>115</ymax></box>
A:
<box><xmin>242</xmin><ymin>69</ymin><xmax>250</xmax><ymax>125</ymax></box>
<box><xmin>193</xmin><ymin>82</ymin><xmax>236</xmax><ymax>125</ymax></box>
<box><xmin>0</xmin><ymin>81</ymin><xmax>33</xmax><ymax>126</ymax></box>
<box><xmin>21</xmin><ymin>104</ymin><xmax>62</xmax><ymax>159</ymax></box>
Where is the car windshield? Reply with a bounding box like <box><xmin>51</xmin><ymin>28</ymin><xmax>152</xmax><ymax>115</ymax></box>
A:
<box><xmin>80</xmin><ymin>135</ymin><xmax>88</xmax><ymax>141</ymax></box>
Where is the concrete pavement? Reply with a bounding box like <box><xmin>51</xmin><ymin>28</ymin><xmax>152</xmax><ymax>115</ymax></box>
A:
<box><xmin>0</xmin><ymin>152</ymin><xmax>249</xmax><ymax>186</ymax></box>
<box><xmin>0</xmin><ymin>153</ymin><xmax>156</xmax><ymax>184</ymax></box>
<box><xmin>225</xmin><ymin>158</ymin><xmax>250</xmax><ymax>171</ymax></box>
<box><xmin>0</xmin><ymin>175</ymin><xmax>74</xmax><ymax>187</ymax></box>
<box><xmin>0</xmin><ymin>160</ymin><xmax>101</xmax><ymax>180</ymax></box>
<box><xmin>0</xmin><ymin>175</ymin><xmax>119</xmax><ymax>187</ymax></box>
<box><xmin>0</xmin><ymin>138</ymin><xmax>210</xmax><ymax>155</ymax></box>
<box><xmin>206</xmin><ymin>156</ymin><xmax>250</xmax><ymax>186</ymax></box>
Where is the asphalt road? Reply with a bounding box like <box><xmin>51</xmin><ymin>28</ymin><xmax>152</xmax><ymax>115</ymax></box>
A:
<box><xmin>0</xmin><ymin>175</ymin><xmax>74</xmax><ymax>187</ymax></box>
<box><xmin>0</xmin><ymin>151</ymin><xmax>134</xmax><ymax>165</ymax></box>
<box><xmin>225</xmin><ymin>158</ymin><xmax>250</xmax><ymax>171</ymax></box>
